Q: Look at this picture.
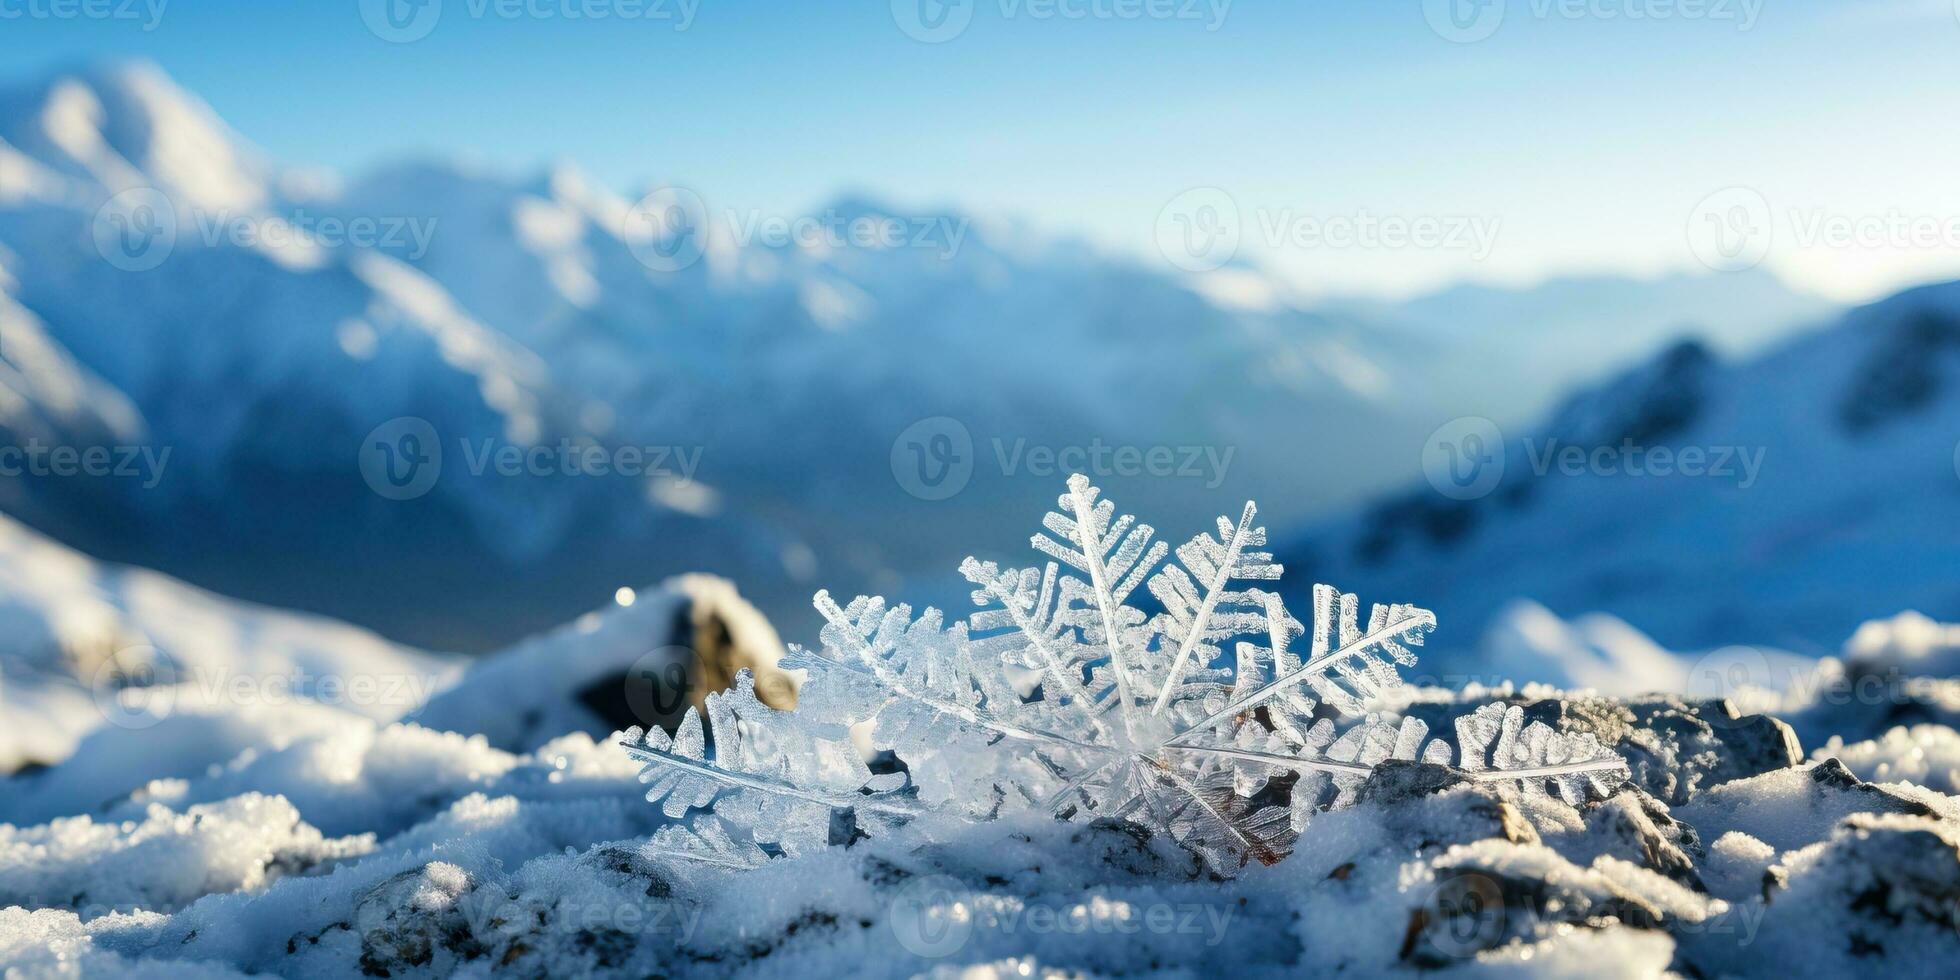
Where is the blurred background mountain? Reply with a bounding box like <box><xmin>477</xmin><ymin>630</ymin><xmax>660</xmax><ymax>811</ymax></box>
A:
<box><xmin>0</xmin><ymin>62</ymin><xmax>1862</xmax><ymax>653</ymax></box>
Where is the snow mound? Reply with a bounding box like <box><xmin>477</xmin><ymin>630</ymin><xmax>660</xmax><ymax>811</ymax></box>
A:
<box><xmin>0</xmin><ymin>794</ymin><xmax>368</xmax><ymax>915</ymax></box>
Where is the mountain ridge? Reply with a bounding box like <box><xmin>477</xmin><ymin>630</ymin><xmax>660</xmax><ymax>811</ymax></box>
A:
<box><xmin>0</xmin><ymin>60</ymin><xmax>1839</xmax><ymax>649</ymax></box>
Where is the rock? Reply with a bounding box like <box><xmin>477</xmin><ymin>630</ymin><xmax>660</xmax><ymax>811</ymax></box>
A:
<box><xmin>1676</xmin><ymin>760</ymin><xmax>1938</xmax><ymax>853</ymax></box>
<box><xmin>412</xmin><ymin>574</ymin><xmax>797</xmax><ymax>752</ymax></box>
<box><xmin>1403</xmin><ymin>842</ymin><xmax>1672</xmax><ymax>968</ymax></box>
<box><xmin>1615</xmin><ymin>697</ymin><xmax>1804</xmax><ymax>805</ymax></box>
<box><xmin>1405</xmin><ymin>694</ymin><xmax>1803</xmax><ymax>806</ymax></box>
<box><xmin>1579</xmin><ymin>791</ymin><xmax>1703</xmax><ymax>890</ymax></box>
<box><xmin>1689</xmin><ymin>813</ymin><xmax>1960</xmax><ymax>975</ymax></box>
<box><xmin>1350</xmin><ymin>764</ymin><xmax>1541</xmax><ymax>852</ymax></box>
<box><xmin>1356</xmin><ymin>760</ymin><xmax>1473</xmax><ymax>805</ymax></box>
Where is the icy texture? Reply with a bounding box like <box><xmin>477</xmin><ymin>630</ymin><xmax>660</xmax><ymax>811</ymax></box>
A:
<box><xmin>0</xmin><ymin>794</ymin><xmax>369</xmax><ymax>914</ymax></box>
<box><xmin>624</xmin><ymin>476</ymin><xmax>1628</xmax><ymax>871</ymax></box>
<box><xmin>1</xmin><ymin>671</ymin><xmax>1957</xmax><ymax>976</ymax></box>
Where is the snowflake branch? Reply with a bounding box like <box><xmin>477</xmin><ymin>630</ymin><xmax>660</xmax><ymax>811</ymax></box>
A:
<box><xmin>1036</xmin><ymin>757</ymin><xmax>1118</xmax><ymax>814</ymax></box>
<box><xmin>1160</xmin><ymin>742</ymin><xmax>1377</xmax><ymax>777</ymax></box>
<box><xmin>1148</xmin><ymin>762</ymin><xmax>1287</xmax><ymax>865</ymax></box>
<box><xmin>1465</xmin><ymin>758</ymin><xmax>1630</xmax><ymax>782</ymax></box>
<box><xmin>619</xmin><ymin>740</ymin><xmax>926</xmax><ymax>816</ymax></box>
<box><xmin>1150</xmin><ymin>501</ymin><xmax>1257</xmax><ymax>716</ymax></box>
<box><xmin>1064</xmin><ymin>480</ymin><xmax>1145</xmax><ymax>738</ymax></box>
<box><xmin>813</xmin><ymin>591</ymin><xmax>1101</xmax><ymax>752</ymax></box>
<box><xmin>961</xmin><ymin>559</ymin><xmax>1111</xmax><ymax>741</ymax></box>
<box><xmin>1162</xmin><ymin>607</ymin><xmax>1436</xmax><ymax>748</ymax></box>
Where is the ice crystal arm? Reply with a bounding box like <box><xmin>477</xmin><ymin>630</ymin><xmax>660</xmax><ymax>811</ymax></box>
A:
<box><xmin>807</xmin><ymin>590</ymin><xmax>1096</xmax><ymax>752</ymax></box>
<box><xmin>1451</xmin><ymin>703</ymin><xmax>1631</xmax><ymax>803</ymax></box>
<box><xmin>618</xmin><ymin>671</ymin><xmax>909</xmax><ymax>856</ymax></box>
<box><xmin>1163</xmin><ymin>585</ymin><xmax>1434</xmax><ymax>746</ymax></box>
<box><xmin>643</xmin><ymin>818</ymin><xmax>773</xmax><ymax>871</ymax></box>
<box><xmin>960</xmin><ymin>558</ymin><xmax>1109</xmax><ymax>740</ymax></box>
<box><xmin>802</xmin><ymin>589</ymin><xmax>1104</xmax><ymax>812</ymax></box>
<box><xmin>1147</xmin><ymin>501</ymin><xmax>1281</xmax><ymax>715</ymax></box>
<box><xmin>1032</xmin><ymin>474</ymin><xmax>1167</xmax><ymax>727</ymax></box>
<box><xmin>1143</xmin><ymin>764</ymin><xmax>1294</xmax><ymax>868</ymax></box>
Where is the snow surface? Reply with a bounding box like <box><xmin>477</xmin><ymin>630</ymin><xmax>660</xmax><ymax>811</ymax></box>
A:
<box><xmin>3</xmin><ymin>591</ymin><xmax>1958</xmax><ymax>976</ymax></box>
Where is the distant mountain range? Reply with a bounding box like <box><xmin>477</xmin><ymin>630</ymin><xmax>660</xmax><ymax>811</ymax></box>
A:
<box><xmin>1281</xmin><ymin>280</ymin><xmax>1960</xmax><ymax>672</ymax></box>
<box><xmin>0</xmin><ymin>61</ymin><xmax>1835</xmax><ymax>650</ymax></box>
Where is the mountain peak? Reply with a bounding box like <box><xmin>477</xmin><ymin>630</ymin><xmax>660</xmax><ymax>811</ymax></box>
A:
<box><xmin>0</xmin><ymin>59</ymin><xmax>268</xmax><ymax>212</ymax></box>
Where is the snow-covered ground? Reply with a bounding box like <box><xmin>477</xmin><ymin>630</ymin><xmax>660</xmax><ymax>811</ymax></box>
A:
<box><xmin>2</xmin><ymin>495</ymin><xmax>1956</xmax><ymax>976</ymax></box>
<box><xmin>4</xmin><ymin>653</ymin><xmax>1957</xmax><ymax>976</ymax></box>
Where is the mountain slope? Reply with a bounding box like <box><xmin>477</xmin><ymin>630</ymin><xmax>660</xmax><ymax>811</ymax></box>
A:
<box><xmin>0</xmin><ymin>64</ymin><xmax>783</xmax><ymax>648</ymax></box>
<box><xmin>0</xmin><ymin>61</ymin><xmax>1834</xmax><ymax>648</ymax></box>
<box><xmin>0</xmin><ymin>508</ymin><xmax>458</xmax><ymax>774</ymax></box>
<box><xmin>1281</xmin><ymin>280</ymin><xmax>1960</xmax><ymax>668</ymax></box>
<box><xmin>1326</xmin><ymin>269</ymin><xmax>1838</xmax><ymax>423</ymax></box>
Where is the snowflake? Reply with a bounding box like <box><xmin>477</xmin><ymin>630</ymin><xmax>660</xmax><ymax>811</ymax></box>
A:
<box><xmin>622</xmin><ymin>475</ymin><xmax>1629</xmax><ymax>871</ymax></box>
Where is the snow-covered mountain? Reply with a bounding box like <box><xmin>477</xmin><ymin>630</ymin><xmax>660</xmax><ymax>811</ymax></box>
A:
<box><xmin>1281</xmin><ymin>279</ymin><xmax>1960</xmax><ymax>671</ymax></box>
<box><xmin>0</xmin><ymin>63</ymin><xmax>784</xmax><ymax>649</ymax></box>
<box><xmin>1324</xmin><ymin>269</ymin><xmax>1836</xmax><ymax>423</ymax></box>
<box><xmin>0</xmin><ymin>61</ymin><xmax>1830</xmax><ymax>649</ymax></box>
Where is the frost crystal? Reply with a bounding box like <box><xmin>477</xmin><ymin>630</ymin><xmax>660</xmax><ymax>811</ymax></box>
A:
<box><xmin>622</xmin><ymin>475</ymin><xmax>1630</xmax><ymax>871</ymax></box>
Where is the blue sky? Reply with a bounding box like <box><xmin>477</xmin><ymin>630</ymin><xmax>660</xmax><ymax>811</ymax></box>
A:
<box><xmin>5</xmin><ymin>0</ymin><xmax>1960</xmax><ymax>300</ymax></box>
